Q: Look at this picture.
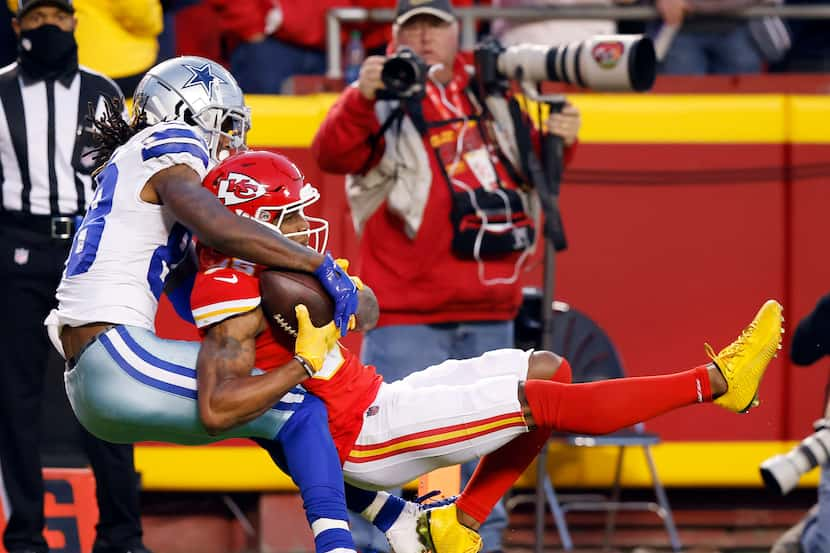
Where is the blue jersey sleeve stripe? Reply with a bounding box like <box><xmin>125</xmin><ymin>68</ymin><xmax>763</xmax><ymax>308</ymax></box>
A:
<box><xmin>147</xmin><ymin>127</ymin><xmax>203</xmax><ymax>144</ymax></box>
<box><xmin>142</xmin><ymin>141</ymin><xmax>209</xmax><ymax>168</ymax></box>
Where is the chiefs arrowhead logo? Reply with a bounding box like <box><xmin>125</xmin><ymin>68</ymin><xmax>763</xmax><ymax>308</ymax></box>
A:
<box><xmin>216</xmin><ymin>172</ymin><xmax>267</xmax><ymax>206</ymax></box>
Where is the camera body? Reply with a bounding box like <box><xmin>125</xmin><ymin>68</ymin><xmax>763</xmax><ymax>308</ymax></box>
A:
<box><xmin>761</xmin><ymin>419</ymin><xmax>830</xmax><ymax>495</ymax></box>
<box><xmin>379</xmin><ymin>47</ymin><xmax>429</xmax><ymax>100</ymax></box>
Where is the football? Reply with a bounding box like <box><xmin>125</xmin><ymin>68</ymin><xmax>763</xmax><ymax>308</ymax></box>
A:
<box><xmin>259</xmin><ymin>269</ymin><xmax>334</xmax><ymax>349</ymax></box>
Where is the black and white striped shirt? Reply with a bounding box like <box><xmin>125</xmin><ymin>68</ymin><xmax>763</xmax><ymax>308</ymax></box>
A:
<box><xmin>0</xmin><ymin>62</ymin><xmax>123</xmax><ymax>216</ymax></box>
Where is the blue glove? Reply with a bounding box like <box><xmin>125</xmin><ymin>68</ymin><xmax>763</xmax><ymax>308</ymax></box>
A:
<box><xmin>313</xmin><ymin>253</ymin><xmax>358</xmax><ymax>336</ymax></box>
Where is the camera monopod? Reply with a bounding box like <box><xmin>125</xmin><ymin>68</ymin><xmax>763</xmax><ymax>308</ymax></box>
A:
<box><xmin>511</xmin><ymin>82</ymin><xmax>571</xmax><ymax>553</ymax></box>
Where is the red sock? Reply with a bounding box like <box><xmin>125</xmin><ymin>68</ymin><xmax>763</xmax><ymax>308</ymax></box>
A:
<box><xmin>524</xmin><ymin>365</ymin><xmax>712</xmax><ymax>435</ymax></box>
<box><xmin>456</xmin><ymin>359</ymin><xmax>573</xmax><ymax>524</ymax></box>
<box><xmin>457</xmin><ymin>362</ymin><xmax>712</xmax><ymax>523</ymax></box>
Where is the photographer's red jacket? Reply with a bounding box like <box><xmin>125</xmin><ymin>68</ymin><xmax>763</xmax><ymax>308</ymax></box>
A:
<box><xmin>313</xmin><ymin>55</ymin><xmax>576</xmax><ymax>327</ymax></box>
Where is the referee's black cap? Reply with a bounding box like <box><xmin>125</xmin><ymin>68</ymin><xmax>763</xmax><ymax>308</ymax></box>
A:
<box><xmin>17</xmin><ymin>0</ymin><xmax>74</xmax><ymax>17</ymax></box>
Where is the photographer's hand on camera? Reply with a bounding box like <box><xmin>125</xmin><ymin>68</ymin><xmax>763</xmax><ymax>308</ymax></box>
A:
<box><xmin>358</xmin><ymin>55</ymin><xmax>387</xmax><ymax>101</ymax></box>
<box><xmin>548</xmin><ymin>101</ymin><xmax>582</xmax><ymax>147</ymax></box>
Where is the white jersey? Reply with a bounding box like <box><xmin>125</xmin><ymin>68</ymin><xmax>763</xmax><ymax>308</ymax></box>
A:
<box><xmin>46</xmin><ymin>122</ymin><xmax>211</xmax><ymax>336</ymax></box>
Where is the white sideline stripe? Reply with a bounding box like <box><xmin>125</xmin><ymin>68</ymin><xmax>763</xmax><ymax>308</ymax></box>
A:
<box><xmin>311</xmin><ymin>517</ymin><xmax>350</xmax><ymax>536</ymax></box>
<box><xmin>109</xmin><ymin>331</ymin><xmax>196</xmax><ymax>390</ymax></box>
<box><xmin>325</xmin><ymin>549</ymin><xmax>357</xmax><ymax>553</ymax></box>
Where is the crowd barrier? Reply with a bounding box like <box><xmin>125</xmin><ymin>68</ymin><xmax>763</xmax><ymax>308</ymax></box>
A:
<box><xmin>145</xmin><ymin>91</ymin><xmax>830</xmax><ymax>490</ymax></box>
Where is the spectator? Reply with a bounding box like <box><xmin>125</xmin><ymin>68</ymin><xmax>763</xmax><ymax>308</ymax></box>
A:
<box><xmin>0</xmin><ymin>2</ymin><xmax>151</xmax><ymax>553</ymax></box>
<box><xmin>209</xmin><ymin>0</ymin><xmax>354</xmax><ymax>94</ymax></box>
<box><xmin>311</xmin><ymin>1</ymin><xmax>581</xmax><ymax>551</ymax></box>
<box><xmin>648</xmin><ymin>0</ymin><xmax>776</xmax><ymax>74</ymax></box>
<box><xmin>73</xmin><ymin>0</ymin><xmax>163</xmax><ymax>95</ymax></box>
<box><xmin>770</xmin><ymin>0</ymin><xmax>830</xmax><ymax>72</ymax></box>
<box><xmin>211</xmin><ymin>0</ymin><xmax>473</xmax><ymax>94</ymax></box>
<box><xmin>173</xmin><ymin>1</ymin><xmax>226</xmax><ymax>64</ymax></box>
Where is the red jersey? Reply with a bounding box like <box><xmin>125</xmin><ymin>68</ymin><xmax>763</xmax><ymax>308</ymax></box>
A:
<box><xmin>190</xmin><ymin>262</ymin><xmax>383</xmax><ymax>462</ymax></box>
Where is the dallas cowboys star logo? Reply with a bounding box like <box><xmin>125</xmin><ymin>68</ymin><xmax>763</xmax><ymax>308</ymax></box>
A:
<box><xmin>182</xmin><ymin>63</ymin><xmax>226</xmax><ymax>99</ymax></box>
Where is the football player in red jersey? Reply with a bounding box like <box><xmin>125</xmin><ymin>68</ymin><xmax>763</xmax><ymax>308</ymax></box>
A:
<box><xmin>191</xmin><ymin>150</ymin><xmax>783</xmax><ymax>553</ymax></box>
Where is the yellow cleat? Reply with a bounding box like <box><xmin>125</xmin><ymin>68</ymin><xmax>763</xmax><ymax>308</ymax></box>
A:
<box><xmin>416</xmin><ymin>503</ymin><xmax>482</xmax><ymax>553</ymax></box>
<box><xmin>708</xmin><ymin>299</ymin><xmax>784</xmax><ymax>413</ymax></box>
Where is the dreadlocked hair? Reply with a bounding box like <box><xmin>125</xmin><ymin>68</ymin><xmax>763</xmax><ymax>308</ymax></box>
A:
<box><xmin>89</xmin><ymin>96</ymin><xmax>149</xmax><ymax>172</ymax></box>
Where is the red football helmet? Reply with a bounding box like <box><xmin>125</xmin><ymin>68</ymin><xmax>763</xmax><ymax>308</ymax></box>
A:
<box><xmin>203</xmin><ymin>150</ymin><xmax>328</xmax><ymax>254</ymax></box>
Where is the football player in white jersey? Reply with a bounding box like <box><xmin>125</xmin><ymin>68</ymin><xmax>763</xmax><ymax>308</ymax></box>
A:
<box><xmin>44</xmin><ymin>57</ymin><xmax>361</xmax><ymax>553</ymax></box>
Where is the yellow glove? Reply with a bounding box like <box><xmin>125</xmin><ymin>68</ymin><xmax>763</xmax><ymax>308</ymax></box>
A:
<box><xmin>294</xmin><ymin>304</ymin><xmax>339</xmax><ymax>374</ymax></box>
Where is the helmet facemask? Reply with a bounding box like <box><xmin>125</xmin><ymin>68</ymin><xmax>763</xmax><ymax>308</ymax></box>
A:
<box><xmin>194</xmin><ymin>105</ymin><xmax>251</xmax><ymax>161</ymax></box>
<box><xmin>252</xmin><ymin>183</ymin><xmax>329</xmax><ymax>254</ymax></box>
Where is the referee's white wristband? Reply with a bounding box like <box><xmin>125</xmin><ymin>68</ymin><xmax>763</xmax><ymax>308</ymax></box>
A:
<box><xmin>293</xmin><ymin>354</ymin><xmax>315</xmax><ymax>377</ymax></box>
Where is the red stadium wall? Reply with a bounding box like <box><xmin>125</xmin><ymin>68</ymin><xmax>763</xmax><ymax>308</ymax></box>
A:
<box><xmin>150</xmin><ymin>91</ymin><xmax>830</xmax><ymax>489</ymax></box>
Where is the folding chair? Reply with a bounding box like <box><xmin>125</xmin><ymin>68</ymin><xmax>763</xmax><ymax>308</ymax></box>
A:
<box><xmin>513</xmin><ymin>289</ymin><xmax>682</xmax><ymax>553</ymax></box>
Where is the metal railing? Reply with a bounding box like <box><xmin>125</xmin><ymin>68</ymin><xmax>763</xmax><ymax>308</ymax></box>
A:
<box><xmin>326</xmin><ymin>4</ymin><xmax>830</xmax><ymax>79</ymax></box>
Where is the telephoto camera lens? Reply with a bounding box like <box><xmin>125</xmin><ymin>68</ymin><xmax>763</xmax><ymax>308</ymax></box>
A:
<box><xmin>760</xmin><ymin>427</ymin><xmax>830</xmax><ymax>495</ymax></box>
<box><xmin>496</xmin><ymin>35</ymin><xmax>656</xmax><ymax>92</ymax></box>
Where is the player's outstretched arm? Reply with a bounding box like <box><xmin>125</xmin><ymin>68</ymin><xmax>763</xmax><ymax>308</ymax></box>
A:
<box><xmin>151</xmin><ymin>165</ymin><xmax>357</xmax><ymax>335</ymax></box>
<box><xmin>151</xmin><ymin>165</ymin><xmax>360</xmax><ymax>335</ymax></box>
<box><xmin>196</xmin><ymin>308</ymin><xmax>308</xmax><ymax>435</ymax></box>
<box><xmin>150</xmin><ymin>165</ymin><xmax>323</xmax><ymax>272</ymax></box>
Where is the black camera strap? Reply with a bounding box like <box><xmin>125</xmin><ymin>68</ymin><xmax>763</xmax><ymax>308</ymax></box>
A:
<box><xmin>465</xmin><ymin>83</ymin><xmax>528</xmax><ymax>192</ymax></box>
<box><xmin>507</xmin><ymin>96</ymin><xmax>567</xmax><ymax>252</ymax></box>
<box><xmin>507</xmin><ymin>97</ymin><xmax>535</xmax><ymax>192</ymax></box>
<box><xmin>363</xmin><ymin>94</ymin><xmax>431</xmax><ymax>174</ymax></box>
<box><xmin>360</xmin><ymin>103</ymin><xmax>405</xmax><ymax>175</ymax></box>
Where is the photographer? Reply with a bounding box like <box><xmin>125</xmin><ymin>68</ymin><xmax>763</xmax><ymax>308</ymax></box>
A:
<box><xmin>312</xmin><ymin>1</ymin><xmax>580</xmax><ymax>551</ymax></box>
<box><xmin>769</xmin><ymin>293</ymin><xmax>830</xmax><ymax>553</ymax></box>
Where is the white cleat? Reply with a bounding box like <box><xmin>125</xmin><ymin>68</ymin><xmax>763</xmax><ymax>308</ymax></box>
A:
<box><xmin>385</xmin><ymin>501</ymin><xmax>428</xmax><ymax>553</ymax></box>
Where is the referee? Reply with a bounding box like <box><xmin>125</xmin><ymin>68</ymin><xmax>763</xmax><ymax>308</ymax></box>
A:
<box><xmin>0</xmin><ymin>2</ymin><xmax>151</xmax><ymax>553</ymax></box>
